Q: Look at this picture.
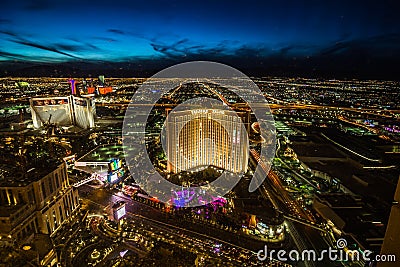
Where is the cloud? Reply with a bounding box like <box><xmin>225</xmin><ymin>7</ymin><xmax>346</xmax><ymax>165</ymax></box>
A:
<box><xmin>150</xmin><ymin>38</ymin><xmax>230</xmax><ymax>58</ymax></box>
<box><xmin>276</xmin><ymin>44</ymin><xmax>317</xmax><ymax>56</ymax></box>
<box><xmin>11</xmin><ymin>40</ymin><xmax>81</xmax><ymax>59</ymax></box>
<box><xmin>107</xmin><ymin>29</ymin><xmax>126</xmax><ymax>35</ymax></box>
<box><xmin>1</xmin><ymin>29</ymin><xmax>400</xmax><ymax>80</ymax></box>
<box><xmin>1</xmin><ymin>31</ymin><xmax>88</xmax><ymax>59</ymax></box>
<box><xmin>0</xmin><ymin>50</ymin><xmax>31</xmax><ymax>60</ymax></box>
<box><xmin>106</xmin><ymin>28</ymin><xmax>148</xmax><ymax>40</ymax></box>
<box><xmin>149</xmin><ymin>38</ymin><xmax>270</xmax><ymax>59</ymax></box>
<box><xmin>150</xmin><ymin>39</ymin><xmax>191</xmax><ymax>57</ymax></box>
<box><xmin>319</xmin><ymin>41</ymin><xmax>350</xmax><ymax>56</ymax></box>
<box><xmin>55</xmin><ymin>40</ymin><xmax>99</xmax><ymax>51</ymax></box>
<box><xmin>0</xmin><ymin>50</ymin><xmax>62</xmax><ymax>62</ymax></box>
<box><xmin>317</xmin><ymin>33</ymin><xmax>400</xmax><ymax>58</ymax></box>
<box><xmin>0</xmin><ymin>30</ymin><xmax>18</xmax><ymax>38</ymax></box>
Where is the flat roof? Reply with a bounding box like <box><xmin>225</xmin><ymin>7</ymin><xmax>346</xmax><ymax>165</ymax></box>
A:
<box><xmin>0</xmin><ymin>160</ymin><xmax>61</xmax><ymax>187</ymax></box>
<box><xmin>77</xmin><ymin>144</ymin><xmax>136</xmax><ymax>163</ymax></box>
<box><xmin>233</xmin><ymin>197</ymin><xmax>283</xmax><ymax>225</ymax></box>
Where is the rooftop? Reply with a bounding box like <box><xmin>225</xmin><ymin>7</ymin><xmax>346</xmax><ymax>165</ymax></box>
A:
<box><xmin>0</xmin><ymin>160</ymin><xmax>61</xmax><ymax>187</ymax></box>
<box><xmin>233</xmin><ymin>197</ymin><xmax>283</xmax><ymax>225</ymax></box>
<box><xmin>77</xmin><ymin>144</ymin><xmax>135</xmax><ymax>163</ymax></box>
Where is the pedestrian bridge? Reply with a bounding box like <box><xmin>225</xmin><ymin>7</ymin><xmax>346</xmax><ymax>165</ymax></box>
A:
<box><xmin>72</xmin><ymin>173</ymin><xmax>102</xmax><ymax>187</ymax></box>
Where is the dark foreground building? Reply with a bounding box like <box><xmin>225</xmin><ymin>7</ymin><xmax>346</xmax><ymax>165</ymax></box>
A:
<box><xmin>0</xmin><ymin>162</ymin><xmax>80</xmax><ymax>266</ymax></box>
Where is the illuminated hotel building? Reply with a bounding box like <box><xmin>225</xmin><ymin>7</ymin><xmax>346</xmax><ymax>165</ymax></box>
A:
<box><xmin>30</xmin><ymin>95</ymin><xmax>95</xmax><ymax>129</ymax></box>
<box><xmin>0</xmin><ymin>162</ymin><xmax>79</xmax><ymax>245</ymax></box>
<box><xmin>166</xmin><ymin>109</ymin><xmax>248</xmax><ymax>174</ymax></box>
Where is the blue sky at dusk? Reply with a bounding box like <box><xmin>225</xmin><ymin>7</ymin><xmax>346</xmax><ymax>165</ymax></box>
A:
<box><xmin>1</xmin><ymin>0</ymin><xmax>400</xmax><ymax>78</ymax></box>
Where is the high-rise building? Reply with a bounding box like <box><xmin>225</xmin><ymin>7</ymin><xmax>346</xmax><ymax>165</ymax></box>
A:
<box><xmin>68</xmin><ymin>79</ymin><xmax>76</xmax><ymax>95</ymax></box>
<box><xmin>0</xmin><ymin>162</ymin><xmax>79</xmax><ymax>245</ymax></box>
<box><xmin>166</xmin><ymin>109</ymin><xmax>248</xmax><ymax>174</ymax></box>
<box><xmin>379</xmin><ymin>176</ymin><xmax>400</xmax><ymax>266</ymax></box>
<box><xmin>30</xmin><ymin>95</ymin><xmax>95</xmax><ymax>129</ymax></box>
<box><xmin>98</xmin><ymin>75</ymin><xmax>105</xmax><ymax>86</ymax></box>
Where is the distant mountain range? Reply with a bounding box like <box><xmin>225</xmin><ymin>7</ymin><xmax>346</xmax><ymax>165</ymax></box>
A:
<box><xmin>1</xmin><ymin>53</ymin><xmax>399</xmax><ymax>80</ymax></box>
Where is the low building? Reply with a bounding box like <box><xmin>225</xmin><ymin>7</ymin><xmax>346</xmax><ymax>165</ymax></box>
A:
<box><xmin>233</xmin><ymin>197</ymin><xmax>285</xmax><ymax>242</ymax></box>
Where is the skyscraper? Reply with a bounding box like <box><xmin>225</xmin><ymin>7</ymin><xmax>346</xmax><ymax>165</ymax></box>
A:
<box><xmin>68</xmin><ymin>79</ymin><xmax>76</xmax><ymax>95</ymax></box>
<box><xmin>98</xmin><ymin>75</ymin><xmax>105</xmax><ymax>86</ymax></box>
<box><xmin>379</xmin><ymin>176</ymin><xmax>400</xmax><ymax>266</ymax></box>
<box><xmin>0</xmin><ymin>162</ymin><xmax>79</xmax><ymax>244</ymax></box>
<box><xmin>30</xmin><ymin>95</ymin><xmax>95</xmax><ymax>129</ymax></box>
<box><xmin>166</xmin><ymin>109</ymin><xmax>248</xmax><ymax>174</ymax></box>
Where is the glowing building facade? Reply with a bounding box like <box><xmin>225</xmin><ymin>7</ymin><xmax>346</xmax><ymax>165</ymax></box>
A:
<box><xmin>0</xmin><ymin>162</ymin><xmax>79</xmax><ymax>244</ymax></box>
<box><xmin>166</xmin><ymin>109</ymin><xmax>248</xmax><ymax>174</ymax></box>
<box><xmin>30</xmin><ymin>95</ymin><xmax>95</xmax><ymax>129</ymax></box>
<box><xmin>68</xmin><ymin>79</ymin><xmax>76</xmax><ymax>95</ymax></box>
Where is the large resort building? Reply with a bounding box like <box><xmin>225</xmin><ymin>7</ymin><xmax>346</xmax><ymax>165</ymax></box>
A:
<box><xmin>166</xmin><ymin>109</ymin><xmax>249</xmax><ymax>174</ymax></box>
<box><xmin>30</xmin><ymin>95</ymin><xmax>96</xmax><ymax>130</ymax></box>
<box><xmin>0</xmin><ymin>162</ymin><xmax>79</xmax><ymax>246</ymax></box>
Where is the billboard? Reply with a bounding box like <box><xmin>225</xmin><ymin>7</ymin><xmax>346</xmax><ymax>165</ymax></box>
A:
<box><xmin>112</xmin><ymin>201</ymin><xmax>126</xmax><ymax>220</ymax></box>
<box><xmin>107</xmin><ymin>169</ymin><xmax>124</xmax><ymax>183</ymax></box>
<box><xmin>107</xmin><ymin>172</ymin><xmax>118</xmax><ymax>183</ymax></box>
<box><xmin>107</xmin><ymin>158</ymin><xmax>124</xmax><ymax>183</ymax></box>
<box><xmin>108</xmin><ymin>158</ymin><xmax>122</xmax><ymax>172</ymax></box>
<box><xmin>98</xmin><ymin>86</ymin><xmax>113</xmax><ymax>95</ymax></box>
<box><xmin>87</xmin><ymin>87</ymin><xmax>96</xmax><ymax>94</ymax></box>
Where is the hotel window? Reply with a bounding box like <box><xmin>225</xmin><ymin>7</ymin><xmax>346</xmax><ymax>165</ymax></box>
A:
<box><xmin>48</xmin><ymin>178</ymin><xmax>54</xmax><ymax>194</ymax></box>
<box><xmin>41</xmin><ymin>182</ymin><xmax>47</xmax><ymax>199</ymax></box>
<box><xmin>59</xmin><ymin>206</ymin><xmax>64</xmax><ymax>221</ymax></box>
<box><xmin>55</xmin><ymin>173</ymin><xmax>60</xmax><ymax>189</ymax></box>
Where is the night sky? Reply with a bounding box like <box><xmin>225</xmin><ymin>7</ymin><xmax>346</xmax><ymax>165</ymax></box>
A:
<box><xmin>1</xmin><ymin>0</ymin><xmax>400</xmax><ymax>79</ymax></box>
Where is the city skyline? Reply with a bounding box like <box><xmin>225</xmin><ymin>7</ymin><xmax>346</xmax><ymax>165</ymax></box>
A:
<box><xmin>0</xmin><ymin>1</ymin><xmax>399</xmax><ymax>266</ymax></box>
<box><xmin>0</xmin><ymin>74</ymin><xmax>398</xmax><ymax>266</ymax></box>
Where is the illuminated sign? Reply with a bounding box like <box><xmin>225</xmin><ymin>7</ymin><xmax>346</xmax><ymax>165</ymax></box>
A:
<box><xmin>190</xmin><ymin>109</ymin><xmax>225</xmax><ymax>115</ymax></box>
<box><xmin>68</xmin><ymin>79</ymin><xmax>76</xmax><ymax>95</ymax></box>
<box><xmin>212</xmin><ymin>109</ymin><xmax>225</xmax><ymax>115</ymax></box>
<box><xmin>87</xmin><ymin>87</ymin><xmax>95</xmax><ymax>94</ymax></box>
<box><xmin>190</xmin><ymin>109</ymin><xmax>208</xmax><ymax>115</ymax></box>
<box><xmin>108</xmin><ymin>158</ymin><xmax>122</xmax><ymax>172</ymax></box>
<box><xmin>113</xmin><ymin>201</ymin><xmax>126</xmax><ymax>220</ymax></box>
<box><xmin>33</xmin><ymin>98</ymin><xmax>68</xmax><ymax>106</ymax></box>
<box><xmin>107</xmin><ymin>159</ymin><xmax>124</xmax><ymax>183</ymax></box>
<box><xmin>98</xmin><ymin>86</ymin><xmax>113</xmax><ymax>95</ymax></box>
<box><xmin>116</xmin><ymin>205</ymin><xmax>125</xmax><ymax>219</ymax></box>
<box><xmin>108</xmin><ymin>172</ymin><xmax>118</xmax><ymax>183</ymax></box>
